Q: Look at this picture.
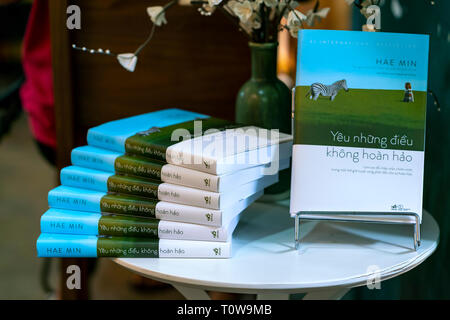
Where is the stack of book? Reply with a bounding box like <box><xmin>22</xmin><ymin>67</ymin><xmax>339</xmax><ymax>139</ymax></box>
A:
<box><xmin>37</xmin><ymin>109</ymin><xmax>293</xmax><ymax>259</ymax></box>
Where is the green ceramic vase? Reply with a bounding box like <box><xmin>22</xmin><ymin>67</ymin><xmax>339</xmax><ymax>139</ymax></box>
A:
<box><xmin>236</xmin><ymin>42</ymin><xmax>291</xmax><ymax>199</ymax></box>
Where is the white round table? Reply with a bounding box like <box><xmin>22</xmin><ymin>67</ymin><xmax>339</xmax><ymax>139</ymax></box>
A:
<box><xmin>115</xmin><ymin>202</ymin><xmax>439</xmax><ymax>300</ymax></box>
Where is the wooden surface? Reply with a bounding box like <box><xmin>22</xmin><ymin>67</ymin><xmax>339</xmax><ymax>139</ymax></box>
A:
<box><xmin>49</xmin><ymin>0</ymin><xmax>75</xmax><ymax>168</ymax></box>
<box><xmin>68</xmin><ymin>0</ymin><xmax>250</xmax><ymax>143</ymax></box>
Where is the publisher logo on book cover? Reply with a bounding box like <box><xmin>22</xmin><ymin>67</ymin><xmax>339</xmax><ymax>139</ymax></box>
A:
<box><xmin>391</xmin><ymin>204</ymin><xmax>411</xmax><ymax>212</ymax></box>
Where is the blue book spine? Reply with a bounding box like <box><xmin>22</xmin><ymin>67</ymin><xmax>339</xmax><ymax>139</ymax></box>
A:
<box><xmin>61</xmin><ymin>166</ymin><xmax>111</xmax><ymax>193</ymax></box>
<box><xmin>86</xmin><ymin>108</ymin><xmax>209</xmax><ymax>152</ymax></box>
<box><xmin>71</xmin><ymin>146</ymin><xmax>119</xmax><ymax>173</ymax></box>
<box><xmin>37</xmin><ymin>234</ymin><xmax>98</xmax><ymax>257</ymax></box>
<box><xmin>48</xmin><ymin>186</ymin><xmax>104</xmax><ymax>213</ymax></box>
<box><xmin>40</xmin><ymin>209</ymin><xmax>162</xmax><ymax>239</ymax></box>
<box><xmin>41</xmin><ymin>209</ymin><xmax>101</xmax><ymax>235</ymax></box>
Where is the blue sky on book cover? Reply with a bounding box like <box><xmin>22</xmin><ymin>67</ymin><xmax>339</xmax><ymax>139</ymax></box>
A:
<box><xmin>296</xmin><ymin>30</ymin><xmax>429</xmax><ymax>91</ymax></box>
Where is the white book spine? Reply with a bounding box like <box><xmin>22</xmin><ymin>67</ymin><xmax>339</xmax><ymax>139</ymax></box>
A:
<box><xmin>157</xmin><ymin>183</ymin><xmax>220</xmax><ymax>209</ymax></box>
<box><xmin>158</xmin><ymin>239</ymin><xmax>231</xmax><ymax>258</ymax></box>
<box><xmin>155</xmin><ymin>202</ymin><xmax>222</xmax><ymax>227</ymax></box>
<box><xmin>158</xmin><ymin>220</ymin><xmax>229</xmax><ymax>242</ymax></box>
<box><xmin>160</xmin><ymin>164</ymin><xmax>220</xmax><ymax>192</ymax></box>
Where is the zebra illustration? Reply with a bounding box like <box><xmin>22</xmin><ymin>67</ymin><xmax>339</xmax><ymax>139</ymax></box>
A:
<box><xmin>136</xmin><ymin>126</ymin><xmax>161</xmax><ymax>136</ymax></box>
<box><xmin>306</xmin><ymin>79</ymin><xmax>349</xmax><ymax>101</ymax></box>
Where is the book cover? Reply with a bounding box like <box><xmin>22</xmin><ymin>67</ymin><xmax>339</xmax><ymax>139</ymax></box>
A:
<box><xmin>70</xmin><ymin>146</ymin><xmax>290</xmax><ymax>192</ymax></box>
<box><xmin>290</xmin><ymin>30</ymin><xmax>429</xmax><ymax>220</ymax></box>
<box><xmin>40</xmin><ymin>208</ymin><xmax>240</xmax><ymax>242</ymax></box>
<box><xmin>87</xmin><ymin>109</ymin><xmax>292</xmax><ymax>175</ymax></box>
<box><xmin>37</xmin><ymin>234</ymin><xmax>231</xmax><ymax>258</ymax></box>
<box><xmin>54</xmin><ymin>168</ymin><xmax>278</xmax><ymax>212</ymax></box>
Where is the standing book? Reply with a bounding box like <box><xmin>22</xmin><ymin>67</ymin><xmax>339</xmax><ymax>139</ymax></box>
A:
<box><xmin>290</xmin><ymin>30</ymin><xmax>429</xmax><ymax>221</ymax></box>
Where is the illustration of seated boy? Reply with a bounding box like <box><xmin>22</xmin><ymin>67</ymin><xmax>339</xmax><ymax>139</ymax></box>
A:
<box><xmin>403</xmin><ymin>82</ymin><xmax>414</xmax><ymax>102</ymax></box>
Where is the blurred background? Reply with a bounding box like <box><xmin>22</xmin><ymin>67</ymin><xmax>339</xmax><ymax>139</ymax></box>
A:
<box><xmin>0</xmin><ymin>0</ymin><xmax>448</xmax><ymax>299</ymax></box>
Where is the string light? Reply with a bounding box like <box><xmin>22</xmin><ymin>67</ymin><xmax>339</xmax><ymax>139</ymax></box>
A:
<box><xmin>72</xmin><ymin>44</ymin><xmax>116</xmax><ymax>57</ymax></box>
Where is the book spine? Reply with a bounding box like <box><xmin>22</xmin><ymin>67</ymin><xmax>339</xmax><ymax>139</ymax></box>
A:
<box><xmin>125</xmin><ymin>139</ymin><xmax>167</xmax><ymax>162</ymax></box>
<box><xmin>106</xmin><ymin>175</ymin><xmax>160</xmax><ymax>199</ymax></box>
<box><xmin>100</xmin><ymin>194</ymin><xmax>158</xmax><ymax>218</ymax></box>
<box><xmin>155</xmin><ymin>202</ymin><xmax>222</xmax><ymax>227</ymax></box>
<box><xmin>41</xmin><ymin>210</ymin><xmax>101</xmax><ymax>235</ymax></box>
<box><xmin>58</xmin><ymin>170</ymin><xmax>225</xmax><ymax>224</ymax></box>
<box><xmin>157</xmin><ymin>220</ymin><xmax>228</xmax><ymax>242</ymax></box>
<box><xmin>115</xmin><ymin>214</ymin><xmax>158</xmax><ymax>238</ymax></box>
<box><xmin>37</xmin><ymin>234</ymin><xmax>99</xmax><ymax>257</ymax></box>
<box><xmin>41</xmin><ymin>210</ymin><xmax>228</xmax><ymax>241</ymax></box>
<box><xmin>71</xmin><ymin>147</ymin><xmax>118</xmax><ymax>172</ymax></box>
<box><xmin>158</xmin><ymin>239</ymin><xmax>231</xmax><ymax>258</ymax></box>
<box><xmin>41</xmin><ymin>210</ymin><xmax>160</xmax><ymax>238</ymax></box>
<box><xmin>165</xmin><ymin>146</ymin><xmax>218</xmax><ymax>174</ymax></box>
<box><xmin>97</xmin><ymin>237</ymin><xmax>159</xmax><ymax>257</ymax></box>
<box><xmin>74</xmin><ymin>145</ymin><xmax>176</xmax><ymax>183</ymax></box>
<box><xmin>65</xmin><ymin>161</ymin><xmax>223</xmax><ymax>194</ymax></box>
<box><xmin>160</xmin><ymin>164</ymin><xmax>220</xmax><ymax>192</ymax></box>
<box><xmin>59</xmin><ymin>168</ymin><xmax>222</xmax><ymax>210</ymax></box>
<box><xmin>114</xmin><ymin>155</ymin><xmax>164</xmax><ymax>180</ymax></box>
<box><xmin>60</xmin><ymin>166</ymin><xmax>111</xmax><ymax>193</ymax></box>
<box><xmin>98</xmin><ymin>238</ymin><xmax>231</xmax><ymax>258</ymax></box>
<box><xmin>86</xmin><ymin>129</ymin><xmax>126</xmax><ymax>153</ymax></box>
<box><xmin>158</xmin><ymin>183</ymin><xmax>220</xmax><ymax>209</ymax></box>
<box><xmin>48</xmin><ymin>187</ymin><xmax>158</xmax><ymax>217</ymax></box>
<box><xmin>37</xmin><ymin>234</ymin><xmax>231</xmax><ymax>258</ymax></box>
<box><xmin>60</xmin><ymin>167</ymin><xmax>161</xmax><ymax>200</ymax></box>
<box><xmin>48</xmin><ymin>187</ymin><xmax>103</xmax><ymax>213</ymax></box>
